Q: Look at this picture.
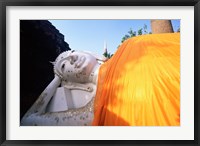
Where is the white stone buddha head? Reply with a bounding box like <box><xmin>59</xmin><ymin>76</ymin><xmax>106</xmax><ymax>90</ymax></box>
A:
<box><xmin>53</xmin><ymin>50</ymin><xmax>104</xmax><ymax>84</ymax></box>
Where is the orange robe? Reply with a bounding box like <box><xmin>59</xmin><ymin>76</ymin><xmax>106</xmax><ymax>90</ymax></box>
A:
<box><xmin>93</xmin><ymin>33</ymin><xmax>180</xmax><ymax>126</ymax></box>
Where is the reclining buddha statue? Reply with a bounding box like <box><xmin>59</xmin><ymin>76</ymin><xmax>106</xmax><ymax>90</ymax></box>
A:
<box><xmin>21</xmin><ymin>33</ymin><xmax>180</xmax><ymax>126</ymax></box>
<box><xmin>21</xmin><ymin>50</ymin><xmax>105</xmax><ymax>126</ymax></box>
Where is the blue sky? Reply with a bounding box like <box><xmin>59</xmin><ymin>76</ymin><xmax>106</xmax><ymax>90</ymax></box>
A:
<box><xmin>49</xmin><ymin>20</ymin><xmax>180</xmax><ymax>56</ymax></box>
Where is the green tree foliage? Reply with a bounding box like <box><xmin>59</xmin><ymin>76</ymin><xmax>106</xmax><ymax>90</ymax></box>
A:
<box><xmin>128</xmin><ymin>28</ymin><xmax>136</xmax><ymax>37</ymax></box>
<box><xmin>120</xmin><ymin>24</ymin><xmax>149</xmax><ymax>44</ymax></box>
<box><xmin>103</xmin><ymin>51</ymin><xmax>113</xmax><ymax>59</ymax></box>
<box><xmin>137</xmin><ymin>28</ymin><xmax>143</xmax><ymax>35</ymax></box>
<box><xmin>143</xmin><ymin>24</ymin><xmax>148</xmax><ymax>34</ymax></box>
<box><xmin>121</xmin><ymin>34</ymin><xmax>130</xmax><ymax>43</ymax></box>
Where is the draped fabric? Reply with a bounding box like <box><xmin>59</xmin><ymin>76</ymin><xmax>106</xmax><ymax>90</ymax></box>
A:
<box><xmin>92</xmin><ymin>33</ymin><xmax>180</xmax><ymax>126</ymax></box>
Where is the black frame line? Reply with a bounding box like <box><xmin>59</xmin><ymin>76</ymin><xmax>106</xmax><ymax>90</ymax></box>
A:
<box><xmin>0</xmin><ymin>0</ymin><xmax>199</xmax><ymax>146</ymax></box>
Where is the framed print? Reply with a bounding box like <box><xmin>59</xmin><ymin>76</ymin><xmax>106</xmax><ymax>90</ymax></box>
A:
<box><xmin>0</xmin><ymin>0</ymin><xmax>199</xmax><ymax>145</ymax></box>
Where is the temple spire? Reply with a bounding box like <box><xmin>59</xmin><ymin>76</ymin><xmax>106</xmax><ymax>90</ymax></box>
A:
<box><xmin>104</xmin><ymin>41</ymin><xmax>108</xmax><ymax>55</ymax></box>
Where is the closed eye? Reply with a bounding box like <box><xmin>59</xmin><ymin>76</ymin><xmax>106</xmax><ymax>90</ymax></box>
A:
<box><xmin>61</xmin><ymin>63</ymin><xmax>65</xmax><ymax>71</ymax></box>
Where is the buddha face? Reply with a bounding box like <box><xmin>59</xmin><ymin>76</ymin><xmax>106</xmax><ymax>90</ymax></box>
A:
<box><xmin>54</xmin><ymin>50</ymin><xmax>98</xmax><ymax>83</ymax></box>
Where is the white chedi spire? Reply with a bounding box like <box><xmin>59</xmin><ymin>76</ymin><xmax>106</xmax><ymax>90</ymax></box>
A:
<box><xmin>102</xmin><ymin>41</ymin><xmax>108</xmax><ymax>61</ymax></box>
<box><xmin>104</xmin><ymin>41</ymin><xmax>107</xmax><ymax>54</ymax></box>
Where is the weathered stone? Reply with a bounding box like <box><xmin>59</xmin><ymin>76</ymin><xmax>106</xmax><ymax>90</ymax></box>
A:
<box><xmin>20</xmin><ymin>20</ymin><xmax>70</xmax><ymax>119</ymax></box>
<box><xmin>151</xmin><ymin>20</ymin><xmax>174</xmax><ymax>34</ymax></box>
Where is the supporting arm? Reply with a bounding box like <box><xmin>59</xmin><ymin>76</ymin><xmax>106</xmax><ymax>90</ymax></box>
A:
<box><xmin>21</xmin><ymin>75</ymin><xmax>61</xmax><ymax>120</ymax></box>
